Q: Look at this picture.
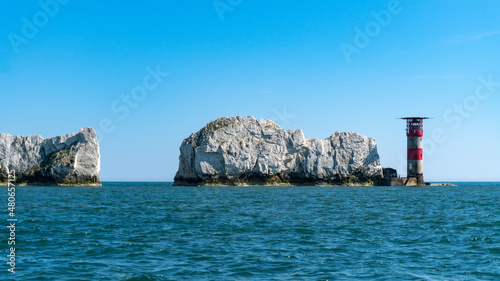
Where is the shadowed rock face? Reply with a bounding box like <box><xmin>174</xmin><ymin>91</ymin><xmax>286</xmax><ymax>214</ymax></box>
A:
<box><xmin>174</xmin><ymin>116</ymin><xmax>383</xmax><ymax>186</ymax></box>
<box><xmin>0</xmin><ymin>127</ymin><xmax>100</xmax><ymax>185</ymax></box>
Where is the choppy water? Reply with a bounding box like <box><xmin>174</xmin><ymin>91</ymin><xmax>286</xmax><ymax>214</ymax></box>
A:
<box><xmin>1</xmin><ymin>182</ymin><xmax>500</xmax><ymax>280</ymax></box>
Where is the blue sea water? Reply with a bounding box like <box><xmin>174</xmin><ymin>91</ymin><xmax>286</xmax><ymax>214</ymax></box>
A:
<box><xmin>1</xmin><ymin>182</ymin><xmax>500</xmax><ymax>280</ymax></box>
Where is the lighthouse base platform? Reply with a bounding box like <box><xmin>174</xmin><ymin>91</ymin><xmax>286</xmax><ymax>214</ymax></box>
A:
<box><xmin>377</xmin><ymin>177</ymin><xmax>427</xmax><ymax>186</ymax></box>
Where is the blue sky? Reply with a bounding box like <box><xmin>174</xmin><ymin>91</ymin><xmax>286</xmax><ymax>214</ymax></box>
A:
<box><xmin>1</xmin><ymin>0</ymin><xmax>499</xmax><ymax>181</ymax></box>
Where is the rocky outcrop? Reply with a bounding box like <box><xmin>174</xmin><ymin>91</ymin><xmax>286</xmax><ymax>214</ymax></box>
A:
<box><xmin>0</xmin><ymin>127</ymin><xmax>101</xmax><ymax>186</ymax></box>
<box><xmin>174</xmin><ymin>116</ymin><xmax>383</xmax><ymax>186</ymax></box>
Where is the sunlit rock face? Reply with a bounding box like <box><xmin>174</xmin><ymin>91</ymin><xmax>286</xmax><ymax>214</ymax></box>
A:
<box><xmin>0</xmin><ymin>127</ymin><xmax>101</xmax><ymax>186</ymax></box>
<box><xmin>174</xmin><ymin>116</ymin><xmax>382</xmax><ymax>186</ymax></box>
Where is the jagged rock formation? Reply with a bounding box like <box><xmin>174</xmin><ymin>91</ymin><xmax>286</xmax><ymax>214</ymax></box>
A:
<box><xmin>0</xmin><ymin>127</ymin><xmax>101</xmax><ymax>186</ymax></box>
<box><xmin>174</xmin><ymin>116</ymin><xmax>384</xmax><ymax>186</ymax></box>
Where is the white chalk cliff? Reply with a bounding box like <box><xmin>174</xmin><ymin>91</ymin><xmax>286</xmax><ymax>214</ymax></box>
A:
<box><xmin>174</xmin><ymin>116</ymin><xmax>383</xmax><ymax>185</ymax></box>
<box><xmin>0</xmin><ymin>127</ymin><xmax>100</xmax><ymax>185</ymax></box>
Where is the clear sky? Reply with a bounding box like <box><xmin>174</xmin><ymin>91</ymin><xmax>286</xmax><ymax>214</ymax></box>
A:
<box><xmin>1</xmin><ymin>0</ymin><xmax>499</xmax><ymax>182</ymax></box>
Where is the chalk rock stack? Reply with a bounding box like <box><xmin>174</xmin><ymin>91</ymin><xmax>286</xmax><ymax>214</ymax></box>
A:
<box><xmin>0</xmin><ymin>127</ymin><xmax>101</xmax><ymax>186</ymax></box>
<box><xmin>174</xmin><ymin>116</ymin><xmax>383</xmax><ymax>186</ymax></box>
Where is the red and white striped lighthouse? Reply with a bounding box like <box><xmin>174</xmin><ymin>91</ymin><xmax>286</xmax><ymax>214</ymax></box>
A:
<box><xmin>401</xmin><ymin>117</ymin><xmax>429</xmax><ymax>185</ymax></box>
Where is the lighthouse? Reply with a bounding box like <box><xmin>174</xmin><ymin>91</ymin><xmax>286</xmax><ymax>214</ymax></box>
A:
<box><xmin>401</xmin><ymin>117</ymin><xmax>429</xmax><ymax>185</ymax></box>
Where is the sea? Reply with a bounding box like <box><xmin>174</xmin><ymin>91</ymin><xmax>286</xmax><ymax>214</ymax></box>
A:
<box><xmin>1</xmin><ymin>182</ymin><xmax>499</xmax><ymax>280</ymax></box>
